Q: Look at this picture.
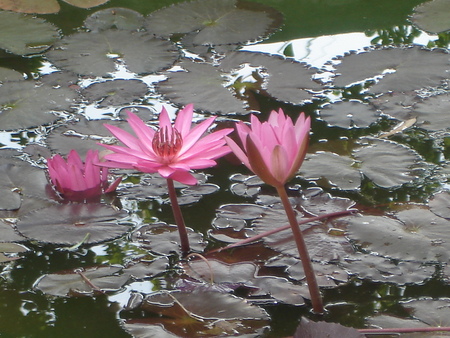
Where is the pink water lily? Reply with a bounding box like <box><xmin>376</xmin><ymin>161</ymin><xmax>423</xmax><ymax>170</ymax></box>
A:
<box><xmin>226</xmin><ymin>108</ymin><xmax>310</xmax><ymax>188</ymax></box>
<box><xmin>47</xmin><ymin>149</ymin><xmax>121</xmax><ymax>202</ymax></box>
<box><xmin>99</xmin><ymin>104</ymin><xmax>233</xmax><ymax>185</ymax></box>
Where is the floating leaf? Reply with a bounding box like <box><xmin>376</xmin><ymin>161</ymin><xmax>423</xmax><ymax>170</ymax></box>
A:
<box><xmin>318</xmin><ymin>100</ymin><xmax>380</xmax><ymax>128</ymax></box>
<box><xmin>371</xmin><ymin>91</ymin><xmax>420</xmax><ymax>122</ymax></box>
<box><xmin>403</xmin><ymin>299</ymin><xmax>450</xmax><ymax>326</ymax></box>
<box><xmin>16</xmin><ymin>203</ymin><xmax>128</xmax><ymax>245</ymax></box>
<box><xmin>333</xmin><ymin>46</ymin><xmax>450</xmax><ymax>93</ymax></box>
<box><xmin>412</xmin><ymin>93</ymin><xmax>450</xmax><ymax>131</ymax></box>
<box><xmin>0</xmin><ymin>67</ymin><xmax>24</xmax><ymax>82</ymax></box>
<box><xmin>46</xmin><ymin>31</ymin><xmax>178</xmax><ymax>76</ymax></box>
<box><xmin>142</xmin><ymin>290</ymin><xmax>269</xmax><ymax>320</ymax></box>
<box><xmin>0</xmin><ymin>0</ymin><xmax>109</xmax><ymax>13</ymax></box>
<box><xmin>294</xmin><ymin>318</ymin><xmax>364</xmax><ymax>338</ymax></box>
<box><xmin>123</xmin><ymin>323</ymin><xmax>178</xmax><ymax>338</ymax></box>
<box><xmin>217</xmin><ymin>203</ymin><xmax>267</xmax><ymax>220</ymax></box>
<box><xmin>300</xmin><ymin>152</ymin><xmax>361</xmax><ymax>190</ymax></box>
<box><xmin>84</xmin><ymin>7</ymin><xmax>144</xmax><ymax>32</ymax></box>
<box><xmin>81</xmin><ymin>79</ymin><xmax>148</xmax><ymax>107</ymax></box>
<box><xmin>0</xmin><ymin>220</ymin><xmax>24</xmax><ymax>242</ymax></box>
<box><xmin>346</xmin><ymin>208</ymin><xmax>450</xmax><ymax>262</ymax></box>
<box><xmin>34</xmin><ymin>265</ymin><xmax>129</xmax><ymax>297</ymax></box>
<box><xmin>0</xmin><ymin>242</ymin><xmax>28</xmax><ymax>262</ymax></box>
<box><xmin>158</xmin><ymin>60</ymin><xmax>247</xmax><ymax>114</ymax></box>
<box><xmin>429</xmin><ymin>191</ymin><xmax>450</xmax><ymax>219</ymax></box>
<box><xmin>0</xmin><ymin>162</ymin><xmax>49</xmax><ymax>210</ymax></box>
<box><xmin>131</xmin><ymin>223</ymin><xmax>205</xmax><ymax>255</ymax></box>
<box><xmin>410</xmin><ymin>0</ymin><xmax>450</xmax><ymax>34</ymax></box>
<box><xmin>366</xmin><ymin>314</ymin><xmax>426</xmax><ymax>330</ymax></box>
<box><xmin>0</xmin><ymin>81</ymin><xmax>78</xmax><ymax>131</ymax></box>
<box><xmin>342</xmin><ymin>253</ymin><xmax>435</xmax><ymax>284</ymax></box>
<box><xmin>145</xmin><ymin>0</ymin><xmax>282</xmax><ymax>46</ymax></box>
<box><xmin>0</xmin><ymin>11</ymin><xmax>59</xmax><ymax>54</ymax></box>
<box><xmin>220</xmin><ymin>51</ymin><xmax>323</xmax><ymax>104</ymax></box>
<box><xmin>354</xmin><ymin>138</ymin><xmax>419</xmax><ymax>188</ymax></box>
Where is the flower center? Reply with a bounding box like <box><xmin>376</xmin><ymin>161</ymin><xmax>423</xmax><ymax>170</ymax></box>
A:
<box><xmin>152</xmin><ymin>126</ymin><xmax>183</xmax><ymax>161</ymax></box>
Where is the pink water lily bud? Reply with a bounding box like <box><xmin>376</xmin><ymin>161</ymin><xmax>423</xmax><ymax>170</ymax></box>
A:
<box><xmin>99</xmin><ymin>104</ymin><xmax>234</xmax><ymax>185</ymax></box>
<box><xmin>226</xmin><ymin>109</ymin><xmax>310</xmax><ymax>188</ymax></box>
<box><xmin>47</xmin><ymin>149</ymin><xmax>121</xmax><ymax>202</ymax></box>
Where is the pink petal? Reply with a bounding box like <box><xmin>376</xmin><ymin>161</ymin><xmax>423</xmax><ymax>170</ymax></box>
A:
<box><xmin>225</xmin><ymin>136</ymin><xmax>251</xmax><ymax>169</ymax></box>
<box><xmin>271</xmin><ymin>145</ymin><xmax>289</xmax><ymax>185</ymax></box>
<box><xmin>159</xmin><ymin>106</ymin><xmax>172</xmax><ymax>129</ymax></box>
<box><xmin>169</xmin><ymin>170</ymin><xmax>198</xmax><ymax>185</ymax></box>
<box><xmin>103</xmin><ymin>123</ymin><xmax>142</xmax><ymax>150</ymax></box>
<box><xmin>126</xmin><ymin>111</ymin><xmax>156</xmax><ymax>149</ymax></box>
<box><xmin>174</xmin><ymin>104</ymin><xmax>194</xmax><ymax>137</ymax></box>
<box><xmin>179</xmin><ymin>117</ymin><xmax>216</xmax><ymax>155</ymax></box>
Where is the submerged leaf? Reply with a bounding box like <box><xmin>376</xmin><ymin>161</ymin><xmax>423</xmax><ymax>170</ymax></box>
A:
<box><xmin>84</xmin><ymin>7</ymin><xmax>144</xmax><ymax>32</ymax></box>
<box><xmin>0</xmin><ymin>242</ymin><xmax>28</xmax><ymax>262</ymax></box>
<box><xmin>47</xmin><ymin>31</ymin><xmax>178</xmax><ymax>76</ymax></box>
<box><xmin>145</xmin><ymin>0</ymin><xmax>281</xmax><ymax>46</ymax></box>
<box><xmin>16</xmin><ymin>204</ymin><xmax>128</xmax><ymax>245</ymax></box>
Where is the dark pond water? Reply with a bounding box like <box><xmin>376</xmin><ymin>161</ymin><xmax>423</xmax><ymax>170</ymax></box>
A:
<box><xmin>1</xmin><ymin>0</ymin><xmax>450</xmax><ymax>337</ymax></box>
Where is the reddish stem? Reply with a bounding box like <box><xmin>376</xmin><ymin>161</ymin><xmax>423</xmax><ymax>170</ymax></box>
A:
<box><xmin>166</xmin><ymin>178</ymin><xmax>190</xmax><ymax>256</ymax></box>
<box><xmin>276</xmin><ymin>185</ymin><xmax>324</xmax><ymax>314</ymax></box>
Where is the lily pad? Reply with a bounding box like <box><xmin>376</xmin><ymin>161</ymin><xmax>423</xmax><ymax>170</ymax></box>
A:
<box><xmin>0</xmin><ymin>220</ymin><xmax>25</xmax><ymax>242</ymax></box>
<box><xmin>332</xmin><ymin>46</ymin><xmax>450</xmax><ymax>93</ymax></box>
<box><xmin>131</xmin><ymin>223</ymin><xmax>206</xmax><ymax>255</ymax></box>
<box><xmin>46</xmin><ymin>30</ymin><xmax>179</xmax><ymax>76</ymax></box>
<box><xmin>410</xmin><ymin>0</ymin><xmax>450</xmax><ymax>34</ymax></box>
<box><xmin>412</xmin><ymin>93</ymin><xmax>450</xmax><ymax>131</ymax></box>
<box><xmin>403</xmin><ymin>299</ymin><xmax>450</xmax><ymax>326</ymax></box>
<box><xmin>0</xmin><ymin>162</ymin><xmax>49</xmax><ymax>210</ymax></box>
<box><xmin>145</xmin><ymin>0</ymin><xmax>282</xmax><ymax>46</ymax></box>
<box><xmin>0</xmin><ymin>67</ymin><xmax>24</xmax><ymax>82</ymax></box>
<box><xmin>0</xmin><ymin>11</ymin><xmax>59</xmax><ymax>54</ymax></box>
<box><xmin>158</xmin><ymin>60</ymin><xmax>247</xmax><ymax>114</ymax></box>
<box><xmin>429</xmin><ymin>191</ymin><xmax>450</xmax><ymax>219</ymax></box>
<box><xmin>0</xmin><ymin>242</ymin><xmax>28</xmax><ymax>262</ymax></box>
<box><xmin>300</xmin><ymin>152</ymin><xmax>361</xmax><ymax>190</ymax></box>
<box><xmin>346</xmin><ymin>207</ymin><xmax>450</xmax><ymax>262</ymax></box>
<box><xmin>16</xmin><ymin>203</ymin><xmax>129</xmax><ymax>245</ymax></box>
<box><xmin>318</xmin><ymin>100</ymin><xmax>381</xmax><ymax>128</ymax></box>
<box><xmin>220</xmin><ymin>51</ymin><xmax>323</xmax><ymax>104</ymax></box>
<box><xmin>34</xmin><ymin>265</ymin><xmax>129</xmax><ymax>297</ymax></box>
<box><xmin>81</xmin><ymin>79</ymin><xmax>149</xmax><ymax>107</ymax></box>
<box><xmin>84</xmin><ymin>7</ymin><xmax>145</xmax><ymax>32</ymax></box>
<box><xmin>0</xmin><ymin>81</ymin><xmax>78</xmax><ymax>131</ymax></box>
<box><xmin>0</xmin><ymin>0</ymin><xmax>110</xmax><ymax>13</ymax></box>
<box><xmin>353</xmin><ymin>138</ymin><xmax>419</xmax><ymax>188</ymax></box>
<box><xmin>294</xmin><ymin>318</ymin><xmax>364</xmax><ymax>338</ymax></box>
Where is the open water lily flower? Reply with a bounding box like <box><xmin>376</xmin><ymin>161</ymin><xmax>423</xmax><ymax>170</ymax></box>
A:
<box><xmin>226</xmin><ymin>109</ymin><xmax>310</xmax><ymax>188</ymax></box>
<box><xmin>47</xmin><ymin>149</ymin><xmax>121</xmax><ymax>202</ymax></box>
<box><xmin>99</xmin><ymin>104</ymin><xmax>233</xmax><ymax>185</ymax></box>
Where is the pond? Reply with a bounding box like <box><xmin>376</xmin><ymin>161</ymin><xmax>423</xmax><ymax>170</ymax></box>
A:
<box><xmin>1</xmin><ymin>0</ymin><xmax>450</xmax><ymax>337</ymax></box>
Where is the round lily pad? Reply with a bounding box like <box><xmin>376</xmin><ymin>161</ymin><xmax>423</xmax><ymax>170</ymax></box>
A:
<box><xmin>17</xmin><ymin>203</ymin><xmax>129</xmax><ymax>245</ymax></box>
<box><xmin>0</xmin><ymin>11</ymin><xmax>59</xmax><ymax>54</ymax></box>
<box><xmin>145</xmin><ymin>0</ymin><xmax>282</xmax><ymax>46</ymax></box>
<box><xmin>46</xmin><ymin>30</ymin><xmax>179</xmax><ymax>76</ymax></box>
<box><xmin>410</xmin><ymin>0</ymin><xmax>450</xmax><ymax>34</ymax></box>
<box><xmin>84</xmin><ymin>7</ymin><xmax>145</xmax><ymax>32</ymax></box>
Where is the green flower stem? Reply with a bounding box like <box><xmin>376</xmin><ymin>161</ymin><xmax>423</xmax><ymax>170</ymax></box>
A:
<box><xmin>166</xmin><ymin>178</ymin><xmax>190</xmax><ymax>256</ymax></box>
<box><xmin>276</xmin><ymin>185</ymin><xmax>324</xmax><ymax>314</ymax></box>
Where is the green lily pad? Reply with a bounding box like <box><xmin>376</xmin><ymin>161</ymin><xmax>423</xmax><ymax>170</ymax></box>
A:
<box><xmin>34</xmin><ymin>265</ymin><xmax>129</xmax><ymax>297</ymax></box>
<box><xmin>0</xmin><ymin>0</ymin><xmax>110</xmax><ymax>13</ymax></box>
<box><xmin>0</xmin><ymin>242</ymin><xmax>28</xmax><ymax>262</ymax></box>
<box><xmin>84</xmin><ymin>7</ymin><xmax>144</xmax><ymax>32</ymax></box>
<box><xmin>318</xmin><ymin>100</ymin><xmax>381</xmax><ymax>128</ymax></box>
<box><xmin>0</xmin><ymin>220</ymin><xmax>25</xmax><ymax>242</ymax></box>
<box><xmin>81</xmin><ymin>79</ymin><xmax>149</xmax><ymax>107</ymax></box>
<box><xmin>16</xmin><ymin>203</ymin><xmax>129</xmax><ymax>245</ymax></box>
<box><xmin>46</xmin><ymin>30</ymin><xmax>179</xmax><ymax>76</ymax></box>
<box><xmin>158</xmin><ymin>60</ymin><xmax>247</xmax><ymax>114</ymax></box>
<box><xmin>145</xmin><ymin>0</ymin><xmax>282</xmax><ymax>46</ymax></box>
<box><xmin>0</xmin><ymin>81</ymin><xmax>79</xmax><ymax>131</ymax></box>
<box><xmin>219</xmin><ymin>51</ymin><xmax>323</xmax><ymax>104</ymax></box>
<box><xmin>332</xmin><ymin>46</ymin><xmax>450</xmax><ymax>93</ymax></box>
<box><xmin>410</xmin><ymin>0</ymin><xmax>450</xmax><ymax>34</ymax></box>
<box><xmin>0</xmin><ymin>67</ymin><xmax>24</xmax><ymax>82</ymax></box>
<box><xmin>0</xmin><ymin>11</ymin><xmax>59</xmax><ymax>55</ymax></box>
